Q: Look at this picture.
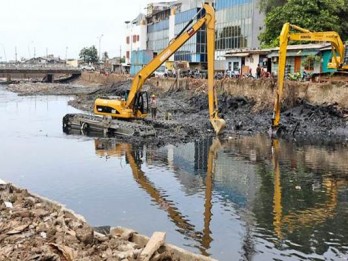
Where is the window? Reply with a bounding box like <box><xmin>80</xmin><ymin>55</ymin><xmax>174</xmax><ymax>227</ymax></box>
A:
<box><xmin>133</xmin><ymin>35</ymin><xmax>137</xmax><ymax>43</ymax></box>
<box><xmin>126</xmin><ymin>36</ymin><xmax>130</xmax><ymax>44</ymax></box>
<box><xmin>126</xmin><ymin>51</ymin><xmax>130</xmax><ymax>59</ymax></box>
<box><xmin>137</xmin><ymin>35</ymin><xmax>140</xmax><ymax>41</ymax></box>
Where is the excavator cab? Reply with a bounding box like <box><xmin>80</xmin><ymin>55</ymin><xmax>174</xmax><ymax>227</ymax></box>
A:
<box><xmin>94</xmin><ymin>90</ymin><xmax>149</xmax><ymax>119</ymax></box>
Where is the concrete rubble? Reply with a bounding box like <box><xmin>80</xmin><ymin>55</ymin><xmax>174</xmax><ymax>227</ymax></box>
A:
<box><xmin>0</xmin><ymin>179</ymin><xmax>215</xmax><ymax>261</ymax></box>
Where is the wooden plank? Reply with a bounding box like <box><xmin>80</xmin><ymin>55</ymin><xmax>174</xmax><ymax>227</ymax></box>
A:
<box><xmin>111</xmin><ymin>227</ymin><xmax>217</xmax><ymax>261</ymax></box>
<box><xmin>140</xmin><ymin>231</ymin><xmax>166</xmax><ymax>261</ymax></box>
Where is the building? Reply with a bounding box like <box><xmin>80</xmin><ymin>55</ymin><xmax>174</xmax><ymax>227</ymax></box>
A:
<box><xmin>124</xmin><ymin>14</ymin><xmax>148</xmax><ymax>65</ymax></box>
<box><xmin>124</xmin><ymin>0</ymin><xmax>265</xmax><ymax>72</ymax></box>
<box><xmin>224</xmin><ymin>48</ymin><xmax>269</xmax><ymax>76</ymax></box>
<box><xmin>266</xmin><ymin>43</ymin><xmax>332</xmax><ymax>76</ymax></box>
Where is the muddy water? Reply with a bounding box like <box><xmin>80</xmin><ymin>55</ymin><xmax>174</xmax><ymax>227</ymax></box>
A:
<box><xmin>0</xmin><ymin>86</ymin><xmax>348</xmax><ymax>260</ymax></box>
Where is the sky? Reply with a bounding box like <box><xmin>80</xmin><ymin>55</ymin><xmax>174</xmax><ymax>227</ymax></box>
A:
<box><xmin>0</xmin><ymin>0</ymin><xmax>168</xmax><ymax>61</ymax></box>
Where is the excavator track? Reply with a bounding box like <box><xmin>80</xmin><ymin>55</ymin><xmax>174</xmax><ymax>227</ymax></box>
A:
<box><xmin>62</xmin><ymin>113</ymin><xmax>156</xmax><ymax>137</ymax></box>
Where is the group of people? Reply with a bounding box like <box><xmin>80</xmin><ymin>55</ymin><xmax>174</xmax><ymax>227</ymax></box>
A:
<box><xmin>256</xmin><ymin>64</ymin><xmax>271</xmax><ymax>78</ymax></box>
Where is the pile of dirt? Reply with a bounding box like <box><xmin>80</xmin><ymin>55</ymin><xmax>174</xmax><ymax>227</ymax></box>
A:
<box><xmin>1</xmin><ymin>181</ymin><xmax>211</xmax><ymax>261</ymax></box>
<box><xmin>279</xmin><ymin>100</ymin><xmax>348</xmax><ymax>138</ymax></box>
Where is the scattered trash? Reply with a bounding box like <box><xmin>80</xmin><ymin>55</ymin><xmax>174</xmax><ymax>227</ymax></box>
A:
<box><xmin>4</xmin><ymin>201</ymin><xmax>13</xmax><ymax>208</ymax></box>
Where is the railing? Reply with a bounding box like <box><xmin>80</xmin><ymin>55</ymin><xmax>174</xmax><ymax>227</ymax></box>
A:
<box><xmin>0</xmin><ymin>63</ymin><xmax>79</xmax><ymax>70</ymax></box>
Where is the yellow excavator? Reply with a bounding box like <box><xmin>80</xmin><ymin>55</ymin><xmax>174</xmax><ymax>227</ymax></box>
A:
<box><xmin>271</xmin><ymin>23</ymin><xmax>348</xmax><ymax>135</ymax></box>
<box><xmin>63</xmin><ymin>2</ymin><xmax>225</xmax><ymax>137</ymax></box>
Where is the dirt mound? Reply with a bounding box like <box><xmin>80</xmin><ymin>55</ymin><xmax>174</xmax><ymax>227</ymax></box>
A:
<box><xmin>279</xmin><ymin>100</ymin><xmax>348</xmax><ymax>138</ymax></box>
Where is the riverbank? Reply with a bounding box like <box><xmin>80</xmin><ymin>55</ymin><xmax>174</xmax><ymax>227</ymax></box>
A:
<box><xmin>6</xmin><ymin>72</ymin><xmax>348</xmax><ymax>145</ymax></box>
<box><xmin>0</xmin><ymin>179</ymin><xmax>215</xmax><ymax>261</ymax></box>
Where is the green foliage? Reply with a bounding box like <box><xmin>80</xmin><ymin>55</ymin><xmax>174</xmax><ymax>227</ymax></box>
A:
<box><xmin>259</xmin><ymin>0</ymin><xmax>287</xmax><ymax>13</ymax></box>
<box><xmin>337</xmin><ymin>0</ymin><xmax>348</xmax><ymax>41</ymax></box>
<box><xmin>302</xmin><ymin>55</ymin><xmax>321</xmax><ymax>70</ymax></box>
<box><xmin>259</xmin><ymin>0</ymin><xmax>346</xmax><ymax>47</ymax></box>
<box><xmin>79</xmin><ymin>46</ymin><xmax>98</xmax><ymax>64</ymax></box>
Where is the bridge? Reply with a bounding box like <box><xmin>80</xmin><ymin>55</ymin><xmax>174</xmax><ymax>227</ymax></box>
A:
<box><xmin>0</xmin><ymin>63</ymin><xmax>81</xmax><ymax>82</ymax></box>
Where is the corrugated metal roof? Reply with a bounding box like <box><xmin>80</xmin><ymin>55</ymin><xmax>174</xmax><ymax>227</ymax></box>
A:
<box><xmin>267</xmin><ymin>50</ymin><xmax>319</xmax><ymax>58</ymax></box>
<box><xmin>224</xmin><ymin>53</ymin><xmax>250</xmax><ymax>57</ymax></box>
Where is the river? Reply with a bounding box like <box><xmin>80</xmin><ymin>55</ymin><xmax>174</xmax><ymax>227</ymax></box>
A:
<box><xmin>0</xmin><ymin>86</ymin><xmax>347</xmax><ymax>260</ymax></box>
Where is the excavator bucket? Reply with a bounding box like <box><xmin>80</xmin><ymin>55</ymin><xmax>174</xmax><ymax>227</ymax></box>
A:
<box><xmin>210</xmin><ymin>118</ymin><xmax>226</xmax><ymax>135</ymax></box>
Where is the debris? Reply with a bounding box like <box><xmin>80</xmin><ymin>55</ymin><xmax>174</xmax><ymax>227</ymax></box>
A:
<box><xmin>7</xmin><ymin>224</ymin><xmax>29</xmax><ymax>235</ymax></box>
<box><xmin>4</xmin><ymin>201</ymin><xmax>13</xmax><ymax>208</ymax></box>
<box><xmin>0</xmin><ymin>182</ymin><xmax>216</xmax><ymax>260</ymax></box>
<box><xmin>140</xmin><ymin>231</ymin><xmax>166</xmax><ymax>261</ymax></box>
<box><xmin>49</xmin><ymin>243</ymin><xmax>76</xmax><ymax>261</ymax></box>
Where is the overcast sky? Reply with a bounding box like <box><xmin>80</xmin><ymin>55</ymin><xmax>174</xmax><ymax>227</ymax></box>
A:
<box><xmin>0</xmin><ymin>0</ymin><xmax>168</xmax><ymax>61</ymax></box>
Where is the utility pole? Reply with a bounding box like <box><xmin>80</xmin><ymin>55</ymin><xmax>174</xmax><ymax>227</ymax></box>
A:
<box><xmin>0</xmin><ymin>43</ymin><xmax>7</xmax><ymax>62</ymax></box>
<box><xmin>15</xmin><ymin>46</ymin><xmax>17</xmax><ymax>62</ymax></box>
<box><xmin>98</xmin><ymin>34</ymin><xmax>104</xmax><ymax>62</ymax></box>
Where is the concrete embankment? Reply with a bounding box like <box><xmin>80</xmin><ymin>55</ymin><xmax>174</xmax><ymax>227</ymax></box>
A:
<box><xmin>0</xmin><ymin>178</ymin><xmax>216</xmax><ymax>261</ymax></box>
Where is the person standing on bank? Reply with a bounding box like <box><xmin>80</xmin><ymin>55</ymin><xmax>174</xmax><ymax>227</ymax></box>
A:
<box><xmin>256</xmin><ymin>64</ymin><xmax>261</xmax><ymax>79</ymax></box>
<box><xmin>150</xmin><ymin>94</ymin><xmax>158</xmax><ymax>119</ymax></box>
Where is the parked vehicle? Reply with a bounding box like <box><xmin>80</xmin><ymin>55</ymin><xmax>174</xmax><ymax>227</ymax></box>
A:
<box><xmin>154</xmin><ymin>66</ymin><xmax>167</xmax><ymax>78</ymax></box>
<box><xmin>80</xmin><ymin>65</ymin><xmax>95</xmax><ymax>71</ymax></box>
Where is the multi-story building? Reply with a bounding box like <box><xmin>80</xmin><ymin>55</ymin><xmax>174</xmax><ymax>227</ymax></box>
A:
<box><xmin>124</xmin><ymin>14</ymin><xmax>147</xmax><ymax>65</ymax></box>
<box><xmin>124</xmin><ymin>0</ymin><xmax>264</xmax><ymax>71</ymax></box>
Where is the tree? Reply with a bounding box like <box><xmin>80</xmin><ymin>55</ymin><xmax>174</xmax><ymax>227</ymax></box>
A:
<box><xmin>259</xmin><ymin>0</ymin><xmax>346</xmax><ymax>47</ymax></box>
<box><xmin>337</xmin><ymin>0</ymin><xmax>348</xmax><ymax>41</ymax></box>
<box><xmin>79</xmin><ymin>46</ymin><xmax>98</xmax><ymax>64</ymax></box>
<box><xmin>259</xmin><ymin>0</ymin><xmax>287</xmax><ymax>14</ymax></box>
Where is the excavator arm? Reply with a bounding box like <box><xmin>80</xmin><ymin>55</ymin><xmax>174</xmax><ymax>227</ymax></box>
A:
<box><xmin>271</xmin><ymin>23</ymin><xmax>346</xmax><ymax>134</ymax></box>
<box><xmin>95</xmin><ymin>3</ymin><xmax>225</xmax><ymax>135</ymax></box>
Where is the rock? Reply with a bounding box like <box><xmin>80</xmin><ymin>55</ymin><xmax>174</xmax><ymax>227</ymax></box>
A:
<box><xmin>23</xmin><ymin>197</ymin><xmax>36</xmax><ymax>208</ymax></box>
<box><xmin>76</xmin><ymin>226</ymin><xmax>94</xmax><ymax>245</ymax></box>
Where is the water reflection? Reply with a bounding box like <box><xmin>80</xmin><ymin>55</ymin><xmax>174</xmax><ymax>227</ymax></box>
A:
<box><xmin>92</xmin><ymin>136</ymin><xmax>348</xmax><ymax>259</ymax></box>
<box><xmin>269</xmin><ymin>139</ymin><xmax>348</xmax><ymax>258</ymax></box>
<box><xmin>94</xmin><ymin>139</ymin><xmax>218</xmax><ymax>255</ymax></box>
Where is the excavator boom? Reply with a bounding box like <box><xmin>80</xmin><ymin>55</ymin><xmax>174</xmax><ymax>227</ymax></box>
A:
<box><xmin>94</xmin><ymin>3</ymin><xmax>225</xmax><ymax>135</ymax></box>
<box><xmin>271</xmin><ymin>23</ymin><xmax>347</xmax><ymax>134</ymax></box>
<box><xmin>64</xmin><ymin>3</ymin><xmax>225</xmax><ymax>137</ymax></box>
